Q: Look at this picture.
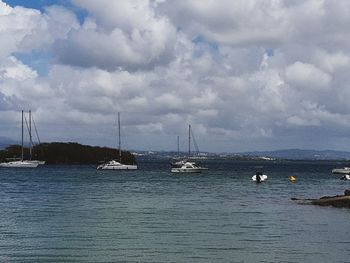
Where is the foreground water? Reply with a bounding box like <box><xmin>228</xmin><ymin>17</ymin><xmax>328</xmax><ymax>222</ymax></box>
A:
<box><xmin>0</xmin><ymin>159</ymin><xmax>349</xmax><ymax>262</ymax></box>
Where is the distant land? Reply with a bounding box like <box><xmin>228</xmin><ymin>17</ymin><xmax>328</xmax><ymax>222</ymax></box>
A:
<box><xmin>134</xmin><ymin>149</ymin><xmax>350</xmax><ymax>160</ymax></box>
<box><xmin>0</xmin><ymin>142</ymin><xmax>136</xmax><ymax>165</ymax></box>
<box><xmin>1</xmin><ymin>138</ymin><xmax>350</xmax><ymax>161</ymax></box>
<box><xmin>242</xmin><ymin>149</ymin><xmax>350</xmax><ymax>160</ymax></box>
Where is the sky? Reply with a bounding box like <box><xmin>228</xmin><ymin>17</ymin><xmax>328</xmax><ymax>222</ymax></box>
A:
<box><xmin>1</xmin><ymin>0</ymin><xmax>350</xmax><ymax>153</ymax></box>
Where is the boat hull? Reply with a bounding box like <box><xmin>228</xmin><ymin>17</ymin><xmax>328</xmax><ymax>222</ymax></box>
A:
<box><xmin>171</xmin><ymin>167</ymin><xmax>208</xmax><ymax>173</ymax></box>
<box><xmin>0</xmin><ymin>161</ymin><xmax>39</xmax><ymax>168</ymax></box>
<box><xmin>252</xmin><ymin>174</ymin><xmax>268</xmax><ymax>182</ymax></box>
<box><xmin>340</xmin><ymin>174</ymin><xmax>350</xmax><ymax>180</ymax></box>
<box><xmin>332</xmin><ymin>168</ymin><xmax>350</xmax><ymax>174</ymax></box>
<box><xmin>97</xmin><ymin>164</ymin><xmax>138</xmax><ymax>170</ymax></box>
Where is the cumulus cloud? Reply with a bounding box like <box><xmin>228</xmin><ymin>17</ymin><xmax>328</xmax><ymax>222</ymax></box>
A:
<box><xmin>2</xmin><ymin>0</ymin><xmax>350</xmax><ymax>151</ymax></box>
<box><xmin>284</xmin><ymin>62</ymin><xmax>331</xmax><ymax>90</ymax></box>
<box><xmin>53</xmin><ymin>0</ymin><xmax>177</xmax><ymax>71</ymax></box>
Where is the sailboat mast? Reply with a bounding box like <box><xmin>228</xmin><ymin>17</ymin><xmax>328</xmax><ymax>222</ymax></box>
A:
<box><xmin>21</xmin><ymin>110</ymin><xmax>24</xmax><ymax>161</ymax></box>
<box><xmin>29</xmin><ymin>110</ymin><xmax>32</xmax><ymax>160</ymax></box>
<box><xmin>188</xmin><ymin>124</ymin><xmax>191</xmax><ymax>156</ymax></box>
<box><xmin>177</xmin><ymin>135</ymin><xmax>180</xmax><ymax>156</ymax></box>
<box><xmin>118</xmin><ymin>112</ymin><xmax>121</xmax><ymax>163</ymax></box>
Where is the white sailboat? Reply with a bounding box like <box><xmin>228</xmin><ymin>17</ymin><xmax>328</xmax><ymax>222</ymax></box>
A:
<box><xmin>0</xmin><ymin>110</ymin><xmax>40</xmax><ymax>168</ymax></box>
<box><xmin>97</xmin><ymin>112</ymin><xmax>138</xmax><ymax>170</ymax></box>
<box><xmin>0</xmin><ymin>160</ymin><xmax>40</xmax><ymax>168</ymax></box>
<box><xmin>26</xmin><ymin>110</ymin><xmax>45</xmax><ymax>166</ymax></box>
<box><xmin>171</xmin><ymin>124</ymin><xmax>207</xmax><ymax>173</ymax></box>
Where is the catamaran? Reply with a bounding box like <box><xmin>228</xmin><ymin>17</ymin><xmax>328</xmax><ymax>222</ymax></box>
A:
<box><xmin>97</xmin><ymin>113</ymin><xmax>138</xmax><ymax>170</ymax></box>
<box><xmin>170</xmin><ymin>124</ymin><xmax>207</xmax><ymax>173</ymax></box>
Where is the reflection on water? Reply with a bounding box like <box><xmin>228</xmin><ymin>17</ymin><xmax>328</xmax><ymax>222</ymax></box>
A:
<box><xmin>0</xmin><ymin>160</ymin><xmax>349</xmax><ymax>262</ymax></box>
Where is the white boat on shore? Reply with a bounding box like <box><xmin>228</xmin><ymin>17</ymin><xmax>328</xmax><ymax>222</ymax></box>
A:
<box><xmin>171</xmin><ymin>161</ymin><xmax>208</xmax><ymax>173</ymax></box>
<box><xmin>97</xmin><ymin>112</ymin><xmax>138</xmax><ymax>171</ymax></box>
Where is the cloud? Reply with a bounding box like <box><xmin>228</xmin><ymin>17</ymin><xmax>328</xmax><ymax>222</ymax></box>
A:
<box><xmin>159</xmin><ymin>0</ymin><xmax>290</xmax><ymax>46</ymax></box>
<box><xmin>3</xmin><ymin>0</ymin><xmax>350</xmax><ymax>151</ymax></box>
<box><xmin>53</xmin><ymin>0</ymin><xmax>177</xmax><ymax>71</ymax></box>
<box><xmin>284</xmin><ymin>61</ymin><xmax>331</xmax><ymax>90</ymax></box>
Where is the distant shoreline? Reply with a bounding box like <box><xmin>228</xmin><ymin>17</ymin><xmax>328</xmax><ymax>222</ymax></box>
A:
<box><xmin>0</xmin><ymin>142</ymin><xmax>136</xmax><ymax>165</ymax></box>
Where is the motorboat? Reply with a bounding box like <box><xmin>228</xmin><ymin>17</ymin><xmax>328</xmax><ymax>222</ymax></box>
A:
<box><xmin>0</xmin><ymin>160</ymin><xmax>39</xmax><ymax>168</ymax></box>
<box><xmin>171</xmin><ymin>162</ymin><xmax>208</xmax><ymax>173</ymax></box>
<box><xmin>97</xmin><ymin>112</ymin><xmax>138</xmax><ymax>170</ymax></box>
<box><xmin>170</xmin><ymin>159</ymin><xmax>188</xmax><ymax>168</ymax></box>
<box><xmin>340</xmin><ymin>174</ymin><xmax>350</xmax><ymax>180</ymax></box>
<box><xmin>97</xmin><ymin>160</ymin><xmax>137</xmax><ymax>170</ymax></box>
<box><xmin>252</xmin><ymin>172</ymin><xmax>268</xmax><ymax>182</ymax></box>
<box><xmin>332</xmin><ymin>167</ymin><xmax>350</xmax><ymax>174</ymax></box>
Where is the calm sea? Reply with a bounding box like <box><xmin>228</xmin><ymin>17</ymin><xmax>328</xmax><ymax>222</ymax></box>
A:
<box><xmin>0</xmin><ymin>159</ymin><xmax>349</xmax><ymax>263</ymax></box>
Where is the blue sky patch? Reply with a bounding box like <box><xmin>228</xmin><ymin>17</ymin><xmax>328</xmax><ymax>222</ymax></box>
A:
<box><xmin>4</xmin><ymin>0</ymin><xmax>87</xmax><ymax>24</ymax></box>
<box><xmin>14</xmin><ymin>51</ymin><xmax>52</xmax><ymax>77</ymax></box>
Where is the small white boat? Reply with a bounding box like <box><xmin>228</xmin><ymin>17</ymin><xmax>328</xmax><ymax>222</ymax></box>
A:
<box><xmin>97</xmin><ymin>112</ymin><xmax>138</xmax><ymax>171</ymax></box>
<box><xmin>252</xmin><ymin>173</ymin><xmax>268</xmax><ymax>182</ymax></box>
<box><xmin>97</xmin><ymin>160</ymin><xmax>137</xmax><ymax>170</ymax></box>
<box><xmin>340</xmin><ymin>174</ymin><xmax>350</xmax><ymax>180</ymax></box>
<box><xmin>332</xmin><ymin>167</ymin><xmax>350</xmax><ymax>174</ymax></box>
<box><xmin>171</xmin><ymin>162</ymin><xmax>208</xmax><ymax>173</ymax></box>
<box><xmin>0</xmin><ymin>160</ymin><xmax>39</xmax><ymax>168</ymax></box>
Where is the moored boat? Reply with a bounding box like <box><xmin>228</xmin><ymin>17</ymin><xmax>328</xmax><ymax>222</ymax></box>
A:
<box><xmin>0</xmin><ymin>160</ymin><xmax>39</xmax><ymax>168</ymax></box>
<box><xmin>170</xmin><ymin>124</ymin><xmax>208</xmax><ymax>173</ymax></box>
<box><xmin>97</xmin><ymin>112</ymin><xmax>138</xmax><ymax>170</ymax></box>
<box><xmin>340</xmin><ymin>174</ymin><xmax>350</xmax><ymax>180</ymax></box>
<box><xmin>171</xmin><ymin>161</ymin><xmax>208</xmax><ymax>173</ymax></box>
<box><xmin>97</xmin><ymin>160</ymin><xmax>137</xmax><ymax>170</ymax></box>
<box><xmin>332</xmin><ymin>167</ymin><xmax>350</xmax><ymax>174</ymax></box>
<box><xmin>0</xmin><ymin>110</ymin><xmax>44</xmax><ymax>168</ymax></box>
<box><xmin>252</xmin><ymin>173</ymin><xmax>268</xmax><ymax>182</ymax></box>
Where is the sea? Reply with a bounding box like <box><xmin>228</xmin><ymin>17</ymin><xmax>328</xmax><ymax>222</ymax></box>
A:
<box><xmin>0</xmin><ymin>159</ymin><xmax>349</xmax><ymax>263</ymax></box>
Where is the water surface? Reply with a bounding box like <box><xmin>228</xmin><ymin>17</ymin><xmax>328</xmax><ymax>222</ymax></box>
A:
<box><xmin>0</xmin><ymin>160</ymin><xmax>349</xmax><ymax>262</ymax></box>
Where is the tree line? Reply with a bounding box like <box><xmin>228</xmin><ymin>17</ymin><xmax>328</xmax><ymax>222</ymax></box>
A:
<box><xmin>0</xmin><ymin>142</ymin><xmax>136</xmax><ymax>165</ymax></box>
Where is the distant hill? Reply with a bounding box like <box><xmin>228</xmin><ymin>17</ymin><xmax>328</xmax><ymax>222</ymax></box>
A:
<box><xmin>243</xmin><ymin>149</ymin><xmax>350</xmax><ymax>160</ymax></box>
<box><xmin>0</xmin><ymin>142</ymin><xmax>137</xmax><ymax>165</ymax></box>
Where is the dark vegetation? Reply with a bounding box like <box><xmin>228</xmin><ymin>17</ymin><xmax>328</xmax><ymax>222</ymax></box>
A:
<box><xmin>0</xmin><ymin>142</ymin><xmax>136</xmax><ymax>165</ymax></box>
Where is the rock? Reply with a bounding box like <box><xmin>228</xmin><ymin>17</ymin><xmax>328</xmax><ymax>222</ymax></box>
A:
<box><xmin>292</xmin><ymin>190</ymin><xmax>350</xmax><ymax>208</ymax></box>
<box><xmin>311</xmin><ymin>196</ymin><xmax>350</xmax><ymax>208</ymax></box>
